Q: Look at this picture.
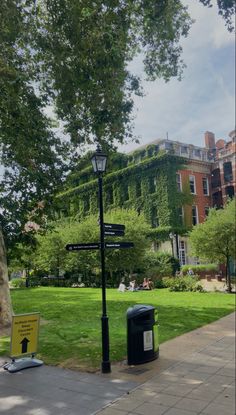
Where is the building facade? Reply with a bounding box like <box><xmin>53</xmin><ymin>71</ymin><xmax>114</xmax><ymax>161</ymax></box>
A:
<box><xmin>56</xmin><ymin>129</ymin><xmax>235</xmax><ymax>266</ymax></box>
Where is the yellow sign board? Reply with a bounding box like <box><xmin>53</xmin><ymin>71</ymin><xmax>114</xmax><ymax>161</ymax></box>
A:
<box><xmin>10</xmin><ymin>313</ymin><xmax>40</xmax><ymax>358</ymax></box>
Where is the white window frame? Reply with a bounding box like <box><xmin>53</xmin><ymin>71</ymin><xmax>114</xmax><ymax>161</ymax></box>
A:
<box><xmin>202</xmin><ymin>177</ymin><xmax>209</xmax><ymax>196</ymax></box>
<box><xmin>181</xmin><ymin>146</ymin><xmax>188</xmax><ymax>155</ymax></box>
<box><xmin>176</xmin><ymin>173</ymin><xmax>182</xmax><ymax>191</ymax></box>
<box><xmin>192</xmin><ymin>205</ymin><xmax>198</xmax><ymax>226</ymax></box>
<box><xmin>189</xmin><ymin>175</ymin><xmax>196</xmax><ymax>194</ymax></box>
<box><xmin>179</xmin><ymin>240</ymin><xmax>186</xmax><ymax>265</ymax></box>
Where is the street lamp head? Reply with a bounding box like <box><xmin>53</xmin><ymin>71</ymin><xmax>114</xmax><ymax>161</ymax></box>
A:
<box><xmin>169</xmin><ymin>232</ymin><xmax>176</xmax><ymax>239</ymax></box>
<box><xmin>91</xmin><ymin>145</ymin><xmax>107</xmax><ymax>174</ymax></box>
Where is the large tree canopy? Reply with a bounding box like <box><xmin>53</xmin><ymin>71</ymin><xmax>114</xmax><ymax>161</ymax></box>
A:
<box><xmin>32</xmin><ymin>0</ymin><xmax>234</xmax><ymax>147</ymax></box>
<box><xmin>0</xmin><ymin>0</ymin><xmax>234</xmax><ymax>327</ymax></box>
<box><xmin>0</xmin><ymin>0</ymin><xmax>68</xmax><ymax>247</ymax></box>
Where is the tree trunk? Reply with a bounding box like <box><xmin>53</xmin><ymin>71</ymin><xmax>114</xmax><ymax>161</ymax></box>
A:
<box><xmin>0</xmin><ymin>229</ymin><xmax>12</xmax><ymax>328</ymax></box>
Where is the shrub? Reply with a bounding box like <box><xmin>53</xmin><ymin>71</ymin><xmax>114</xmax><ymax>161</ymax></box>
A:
<box><xmin>163</xmin><ymin>276</ymin><xmax>204</xmax><ymax>292</ymax></box>
<box><xmin>145</xmin><ymin>251</ymin><xmax>180</xmax><ymax>279</ymax></box>
<box><xmin>181</xmin><ymin>264</ymin><xmax>218</xmax><ymax>275</ymax></box>
<box><xmin>10</xmin><ymin>278</ymin><xmax>26</xmax><ymax>288</ymax></box>
<box><xmin>154</xmin><ymin>277</ymin><xmax>165</xmax><ymax>289</ymax></box>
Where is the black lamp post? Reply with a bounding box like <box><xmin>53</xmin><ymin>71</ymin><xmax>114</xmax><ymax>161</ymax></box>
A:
<box><xmin>169</xmin><ymin>232</ymin><xmax>175</xmax><ymax>257</ymax></box>
<box><xmin>169</xmin><ymin>232</ymin><xmax>179</xmax><ymax>259</ymax></box>
<box><xmin>91</xmin><ymin>145</ymin><xmax>111</xmax><ymax>374</ymax></box>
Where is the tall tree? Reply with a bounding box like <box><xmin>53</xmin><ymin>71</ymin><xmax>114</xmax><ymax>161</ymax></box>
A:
<box><xmin>0</xmin><ymin>0</ymin><xmax>234</xmax><ymax>328</ymax></box>
<box><xmin>0</xmin><ymin>1</ymin><xmax>68</xmax><ymax>327</ymax></box>
<box><xmin>189</xmin><ymin>199</ymin><xmax>236</xmax><ymax>293</ymax></box>
<box><xmin>33</xmin><ymin>0</ymin><xmax>234</xmax><ymax>148</ymax></box>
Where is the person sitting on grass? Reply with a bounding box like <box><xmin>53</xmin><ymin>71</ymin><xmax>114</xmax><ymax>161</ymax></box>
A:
<box><xmin>148</xmin><ymin>278</ymin><xmax>154</xmax><ymax>290</ymax></box>
<box><xmin>118</xmin><ymin>280</ymin><xmax>126</xmax><ymax>292</ymax></box>
<box><xmin>140</xmin><ymin>277</ymin><xmax>151</xmax><ymax>290</ymax></box>
<box><xmin>128</xmin><ymin>280</ymin><xmax>137</xmax><ymax>291</ymax></box>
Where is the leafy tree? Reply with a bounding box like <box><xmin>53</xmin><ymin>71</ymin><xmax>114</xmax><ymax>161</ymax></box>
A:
<box><xmin>33</xmin><ymin>0</ymin><xmax>234</xmax><ymax>148</ymax></box>
<box><xmin>0</xmin><ymin>0</ymin><xmax>234</xmax><ymax>327</ymax></box>
<box><xmin>19</xmin><ymin>209</ymin><xmax>150</xmax><ymax>286</ymax></box>
<box><xmin>144</xmin><ymin>251</ymin><xmax>180</xmax><ymax>280</ymax></box>
<box><xmin>0</xmin><ymin>1</ymin><xmax>68</xmax><ymax>327</ymax></box>
<box><xmin>189</xmin><ymin>199</ymin><xmax>236</xmax><ymax>292</ymax></box>
<box><xmin>103</xmin><ymin>209</ymin><xmax>151</xmax><ymax>284</ymax></box>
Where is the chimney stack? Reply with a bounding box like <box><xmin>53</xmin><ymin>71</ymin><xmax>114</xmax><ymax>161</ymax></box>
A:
<box><xmin>204</xmin><ymin>131</ymin><xmax>215</xmax><ymax>149</ymax></box>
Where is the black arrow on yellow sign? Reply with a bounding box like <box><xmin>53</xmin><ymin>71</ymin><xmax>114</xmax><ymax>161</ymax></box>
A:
<box><xmin>21</xmin><ymin>337</ymin><xmax>30</xmax><ymax>354</ymax></box>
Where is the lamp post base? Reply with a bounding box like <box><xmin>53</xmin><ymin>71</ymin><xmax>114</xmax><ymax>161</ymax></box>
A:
<box><xmin>101</xmin><ymin>315</ymin><xmax>111</xmax><ymax>373</ymax></box>
<box><xmin>101</xmin><ymin>360</ymin><xmax>111</xmax><ymax>373</ymax></box>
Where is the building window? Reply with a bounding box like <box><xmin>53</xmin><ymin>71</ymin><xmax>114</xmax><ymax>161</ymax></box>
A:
<box><xmin>123</xmin><ymin>184</ymin><xmax>129</xmax><ymax>201</ymax></box>
<box><xmin>176</xmin><ymin>207</ymin><xmax>184</xmax><ymax>225</ymax></box>
<box><xmin>189</xmin><ymin>175</ymin><xmax>196</xmax><ymax>194</ymax></box>
<box><xmin>176</xmin><ymin>173</ymin><xmax>182</xmax><ymax>191</ymax></box>
<box><xmin>211</xmin><ymin>168</ymin><xmax>221</xmax><ymax>188</ymax></box>
<box><xmin>164</xmin><ymin>141</ymin><xmax>173</xmax><ymax>150</ymax></box>
<box><xmin>223</xmin><ymin>162</ymin><xmax>233</xmax><ymax>183</ymax></box>
<box><xmin>136</xmin><ymin>181</ymin><xmax>141</xmax><ymax>197</ymax></box>
<box><xmin>204</xmin><ymin>206</ymin><xmax>210</xmax><ymax>217</ymax></box>
<box><xmin>225</xmin><ymin>186</ymin><xmax>235</xmax><ymax>199</ymax></box>
<box><xmin>192</xmin><ymin>205</ymin><xmax>198</xmax><ymax>225</ymax></box>
<box><xmin>194</xmin><ymin>149</ymin><xmax>201</xmax><ymax>158</ymax></box>
<box><xmin>149</xmin><ymin>177</ymin><xmax>156</xmax><ymax>193</ymax></box>
<box><xmin>179</xmin><ymin>241</ymin><xmax>186</xmax><ymax>265</ymax></box>
<box><xmin>202</xmin><ymin>178</ymin><xmax>209</xmax><ymax>195</ymax></box>
<box><xmin>151</xmin><ymin>207</ymin><xmax>159</xmax><ymax>228</ymax></box>
<box><xmin>181</xmin><ymin>146</ymin><xmax>188</xmax><ymax>155</ymax></box>
<box><xmin>83</xmin><ymin>198</ymin><xmax>90</xmax><ymax>212</ymax></box>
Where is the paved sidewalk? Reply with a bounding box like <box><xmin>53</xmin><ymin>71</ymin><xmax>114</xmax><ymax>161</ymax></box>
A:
<box><xmin>97</xmin><ymin>312</ymin><xmax>235</xmax><ymax>415</ymax></box>
<box><xmin>0</xmin><ymin>312</ymin><xmax>235</xmax><ymax>415</ymax></box>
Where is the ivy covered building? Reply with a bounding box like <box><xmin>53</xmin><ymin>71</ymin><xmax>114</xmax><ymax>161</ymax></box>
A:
<box><xmin>55</xmin><ymin>130</ymin><xmax>235</xmax><ymax>266</ymax></box>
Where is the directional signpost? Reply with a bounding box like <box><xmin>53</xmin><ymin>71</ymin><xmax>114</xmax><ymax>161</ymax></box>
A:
<box><xmin>104</xmin><ymin>223</ymin><xmax>125</xmax><ymax>231</ymax></box>
<box><xmin>4</xmin><ymin>312</ymin><xmax>43</xmax><ymax>373</ymax></box>
<box><xmin>104</xmin><ymin>230</ymin><xmax>125</xmax><ymax>236</ymax></box>
<box><xmin>105</xmin><ymin>242</ymin><xmax>134</xmax><ymax>249</ymax></box>
<box><xmin>66</xmin><ymin>219</ymin><xmax>134</xmax><ymax>373</ymax></box>
<box><xmin>66</xmin><ymin>243</ymin><xmax>100</xmax><ymax>251</ymax></box>
<box><xmin>66</xmin><ymin>223</ymin><xmax>133</xmax><ymax>252</ymax></box>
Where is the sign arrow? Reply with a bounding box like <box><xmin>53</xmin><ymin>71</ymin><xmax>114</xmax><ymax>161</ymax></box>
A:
<box><xmin>104</xmin><ymin>230</ymin><xmax>125</xmax><ymax>237</ymax></box>
<box><xmin>105</xmin><ymin>242</ymin><xmax>134</xmax><ymax>249</ymax></box>
<box><xmin>104</xmin><ymin>223</ymin><xmax>125</xmax><ymax>231</ymax></box>
<box><xmin>20</xmin><ymin>337</ymin><xmax>30</xmax><ymax>354</ymax></box>
<box><xmin>66</xmin><ymin>243</ymin><xmax>100</xmax><ymax>251</ymax></box>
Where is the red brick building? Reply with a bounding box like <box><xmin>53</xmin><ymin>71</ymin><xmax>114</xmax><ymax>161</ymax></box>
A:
<box><xmin>157</xmin><ymin>129</ymin><xmax>235</xmax><ymax>264</ymax></box>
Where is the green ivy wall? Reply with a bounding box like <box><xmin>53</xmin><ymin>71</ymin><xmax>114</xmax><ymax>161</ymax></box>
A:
<box><xmin>55</xmin><ymin>146</ymin><xmax>192</xmax><ymax>241</ymax></box>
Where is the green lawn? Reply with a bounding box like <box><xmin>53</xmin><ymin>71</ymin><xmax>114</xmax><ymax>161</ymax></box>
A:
<box><xmin>0</xmin><ymin>287</ymin><xmax>235</xmax><ymax>371</ymax></box>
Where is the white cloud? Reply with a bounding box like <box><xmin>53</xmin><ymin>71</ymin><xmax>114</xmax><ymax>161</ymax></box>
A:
<box><xmin>118</xmin><ymin>0</ymin><xmax>235</xmax><ymax>153</ymax></box>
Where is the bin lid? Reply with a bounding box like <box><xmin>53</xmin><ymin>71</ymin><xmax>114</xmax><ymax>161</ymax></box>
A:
<box><xmin>127</xmin><ymin>304</ymin><xmax>155</xmax><ymax>319</ymax></box>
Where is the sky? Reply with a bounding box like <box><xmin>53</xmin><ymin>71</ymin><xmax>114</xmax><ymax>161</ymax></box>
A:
<box><xmin>118</xmin><ymin>0</ymin><xmax>235</xmax><ymax>154</ymax></box>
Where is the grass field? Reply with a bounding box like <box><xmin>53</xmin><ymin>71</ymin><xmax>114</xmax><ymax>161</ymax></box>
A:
<box><xmin>0</xmin><ymin>287</ymin><xmax>235</xmax><ymax>371</ymax></box>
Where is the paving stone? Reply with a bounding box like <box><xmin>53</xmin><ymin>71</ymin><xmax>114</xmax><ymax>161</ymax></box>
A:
<box><xmin>163</xmin><ymin>383</ymin><xmax>195</xmax><ymax>397</ymax></box>
<box><xmin>132</xmin><ymin>402</ymin><xmax>169</xmax><ymax>415</ymax></box>
<box><xmin>173</xmin><ymin>396</ymin><xmax>209</xmax><ymax>412</ymax></box>
<box><xmin>149</xmin><ymin>392</ymin><xmax>181</xmax><ymax>406</ymax></box>
<box><xmin>201</xmin><ymin>401</ymin><xmax>235</xmax><ymax>415</ymax></box>
<box><xmin>96</xmin><ymin>408</ymin><xmax>128</xmax><ymax>415</ymax></box>
<box><xmin>162</xmin><ymin>408</ymin><xmax>199</xmax><ymax>415</ymax></box>
<box><xmin>110</xmin><ymin>397</ymin><xmax>141</xmax><ymax>411</ymax></box>
<box><xmin>128</xmin><ymin>389</ymin><xmax>157</xmax><ymax>401</ymax></box>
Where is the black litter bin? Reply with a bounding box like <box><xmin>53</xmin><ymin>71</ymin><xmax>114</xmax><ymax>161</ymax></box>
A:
<box><xmin>127</xmin><ymin>304</ymin><xmax>159</xmax><ymax>365</ymax></box>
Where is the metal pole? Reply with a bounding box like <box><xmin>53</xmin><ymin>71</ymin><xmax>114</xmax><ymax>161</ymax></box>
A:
<box><xmin>98</xmin><ymin>175</ymin><xmax>111</xmax><ymax>373</ymax></box>
<box><xmin>175</xmin><ymin>234</ymin><xmax>179</xmax><ymax>259</ymax></box>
